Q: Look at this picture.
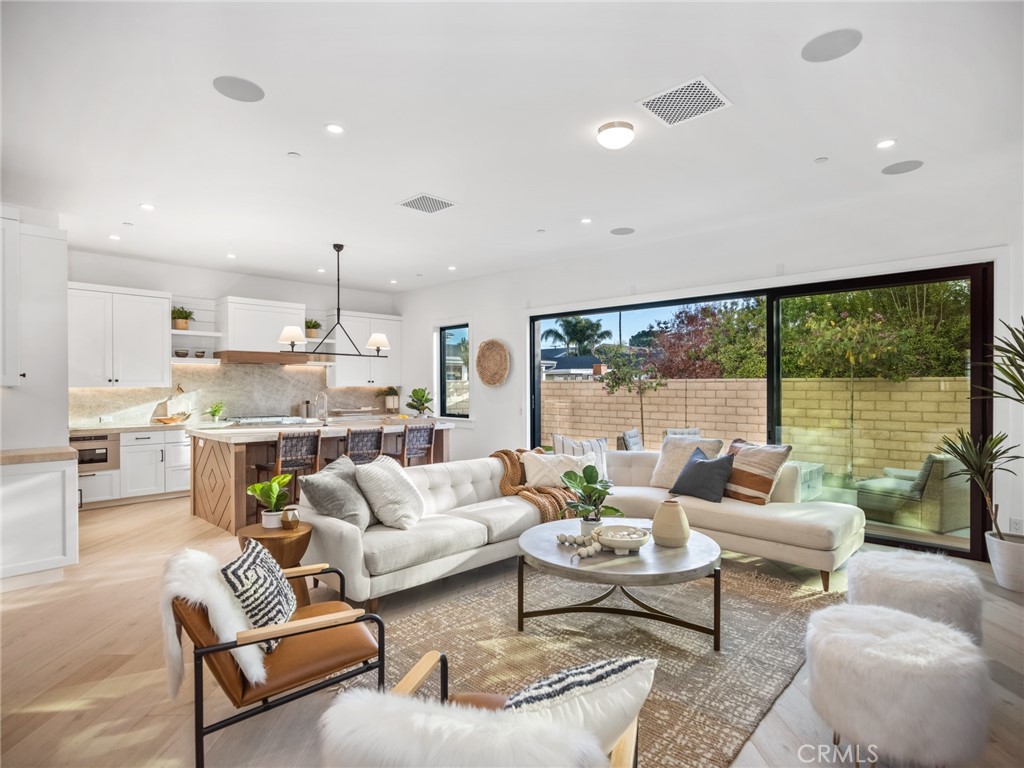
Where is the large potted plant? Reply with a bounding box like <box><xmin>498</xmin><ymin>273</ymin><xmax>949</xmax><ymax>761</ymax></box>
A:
<box><xmin>941</xmin><ymin>317</ymin><xmax>1024</xmax><ymax>591</ymax></box>
<box><xmin>561</xmin><ymin>464</ymin><xmax>624</xmax><ymax>535</ymax></box>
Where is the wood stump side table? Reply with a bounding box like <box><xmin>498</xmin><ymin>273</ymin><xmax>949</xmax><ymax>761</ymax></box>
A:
<box><xmin>236</xmin><ymin>522</ymin><xmax>313</xmax><ymax>606</ymax></box>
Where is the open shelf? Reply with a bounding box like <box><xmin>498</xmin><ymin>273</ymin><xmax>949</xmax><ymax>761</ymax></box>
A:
<box><xmin>170</xmin><ymin>357</ymin><xmax>220</xmax><ymax>365</ymax></box>
<box><xmin>171</xmin><ymin>329</ymin><xmax>223</xmax><ymax>338</ymax></box>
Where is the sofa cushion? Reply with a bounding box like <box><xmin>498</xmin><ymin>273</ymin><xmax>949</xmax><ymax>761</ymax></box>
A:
<box><xmin>607</xmin><ymin>485</ymin><xmax>673</xmax><ymax>517</ymax></box>
<box><xmin>443</xmin><ymin>496</ymin><xmax>543</xmax><ymax>544</ymax></box>
<box><xmin>856</xmin><ymin>476</ymin><xmax>919</xmax><ymax>515</ymax></box>
<box><xmin>521</xmin><ymin>451</ymin><xmax>594</xmax><ymax>488</ymax></box>
<box><xmin>552</xmin><ymin>434</ymin><xmax>609</xmax><ymax>479</ymax></box>
<box><xmin>724</xmin><ymin>439</ymin><xmax>793</xmax><ymax>505</ymax></box>
<box><xmin>910</xmin><ymin>454</ymin><xmax>937</xmax><ymax>494</ymax></box>
<box><xmin>361</xmin><ymin>515</ymin><xmax>489</xmax><ymax>576</ymax></box>
<box><xmin>669</xmin><ymin>448</ymin><xmax>735</xmax><ymax>502</ymax></box>
<box><xmin>405</xmin><ymin>457</ymin><xmax>504</xmax><ymax>516</ymax></box>
<box><xmin>650</xmin><ymin>435</ymin><xmax>725</xmax><ymax>489</ymax></box>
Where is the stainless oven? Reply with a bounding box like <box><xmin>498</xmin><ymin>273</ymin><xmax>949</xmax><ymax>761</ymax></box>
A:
<box><xmin>69</xmin><ymin>434</ymin><xmax>120</xmax><ymax>472</ymax></box>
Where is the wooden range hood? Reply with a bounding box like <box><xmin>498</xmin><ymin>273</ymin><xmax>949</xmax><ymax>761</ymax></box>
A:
<box><xmin>213</xmin><ymin>351</ymin><xmax>334</xmax><ymax>365</ymax></box>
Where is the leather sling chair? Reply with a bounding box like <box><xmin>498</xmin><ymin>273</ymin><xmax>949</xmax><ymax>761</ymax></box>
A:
<box><xmin>171</xmin><ymin>564</ymin><xmax>383</xmax><ymax>768</ymax></box>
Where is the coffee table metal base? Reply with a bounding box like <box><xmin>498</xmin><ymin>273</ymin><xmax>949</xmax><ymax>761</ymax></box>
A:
<box><xmin>517</xmin><ymin>556</ymin><xmax>722</xmax><ymax>651</ymax></box>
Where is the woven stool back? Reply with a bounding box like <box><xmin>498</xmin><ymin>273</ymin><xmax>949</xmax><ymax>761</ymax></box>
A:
<box><xmin>346</xmin><ymin>427</ymin><xmax>384</xmax><ymax>465</ymax></box>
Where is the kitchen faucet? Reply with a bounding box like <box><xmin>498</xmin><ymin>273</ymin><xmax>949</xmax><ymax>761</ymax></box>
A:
<box><xmin>314</xmin><ymin>391</ymin><xmax>329</xmax><ymax>425</ymax></box>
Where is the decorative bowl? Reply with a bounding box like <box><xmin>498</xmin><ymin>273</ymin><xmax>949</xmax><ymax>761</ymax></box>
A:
<box><xmin>154</xmin><ymin>411</ymin><xmax>191</xmax><ymax>424</ymax></box>
<box><xmin>593</xmin><ymin>525</ymin><xmax>650</xmax><ymax>555</ymax></box>
<box><xmin>194</xmin><ymin>350</ymin><xmax>206</xmax><ymax>359</ymax></box>
<box><xmin>173</xmin><ymin>349</ymin><xmax>189</xmax><ymax>358</ymax></box>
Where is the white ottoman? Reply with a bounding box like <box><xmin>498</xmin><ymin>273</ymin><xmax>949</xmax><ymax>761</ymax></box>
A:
<box><xmin>806</xmin><ymin>604</ymin><xmax>989</xmax><ymax>767</ymax></box>
<box><xmin>846</xmin><ymin>549</ymin><xmax>984</xmax><ymax>642</ymax></box>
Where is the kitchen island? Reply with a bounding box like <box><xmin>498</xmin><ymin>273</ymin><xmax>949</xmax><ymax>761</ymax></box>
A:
<box><xmin>188</xmin><ymin>419</ymin><xmax>452</xmax><ymax>533</ymax></box>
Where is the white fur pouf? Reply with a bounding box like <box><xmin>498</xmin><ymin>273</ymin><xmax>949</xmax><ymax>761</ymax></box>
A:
<box><xmin>806</xmin><ymin>603</ymin><xmax>990</xmax><ymax>767</ymax></box>
<box><xmin>846</xmin><ymin>549</ymin><xmax>984</xmax><ymax>642</ymax></box>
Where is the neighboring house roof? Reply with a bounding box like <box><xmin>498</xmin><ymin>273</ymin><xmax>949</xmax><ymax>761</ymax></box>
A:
<box><xmin>540</xmin><ymin>349</ymin><xmax>601</xmax><ymax>370</ymax></box>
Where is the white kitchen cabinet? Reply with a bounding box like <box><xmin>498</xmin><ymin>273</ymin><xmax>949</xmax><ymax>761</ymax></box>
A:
<box><xmin>164</xmin><ymin>431</ymin><xmax>191</xmax><ymax>492</ymax></box>
<box><xmin>68</xmin><ymin>284</ymin><xmax>171</xmax><ymax>387</ymax></box>
<box><xmin>326</xmin><ymin>313</ymin><xmax>402</xmax><ymax>387</ymax></box>
<box><xmin>78</xmin><ymin>470</ymin><xmax>120</xmax><ymax>505</ymax></box>
<box><xmin>1</xmin><ymin>216</ymin><xmax>22</xmax><ymax>387</ymax></box>
<box><xmin>216</xmin><ymin>296</ymin><xmax>305</xmax><ymax>353</ymax></box>
<box><xmin>1</xmin><ymin>459</ymin><xmax>78</xmax><ymax>580</ymax></box>
<box><xmin>120</xmin><ymin>444</ymin><xmax>165</xmax><ymax>497</ymax></box>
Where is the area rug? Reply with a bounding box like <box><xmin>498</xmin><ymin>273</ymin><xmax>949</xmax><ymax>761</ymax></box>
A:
<box><xmin>382</xmin><ymin>566</ymin><xmax>844</xmax><ymax>768</ymax></box>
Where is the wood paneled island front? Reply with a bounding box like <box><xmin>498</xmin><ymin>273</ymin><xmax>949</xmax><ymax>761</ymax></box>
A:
<box><xmin>188</xmin><ymin>419</ymin><xmax>452</xmax><ymax>533</ymax></box>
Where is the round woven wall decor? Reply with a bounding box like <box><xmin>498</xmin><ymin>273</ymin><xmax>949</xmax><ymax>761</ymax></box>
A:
<box><xmin>476</xmin><ymin>339</ymin><xmax>510</xmax><ymax>387</ymax></box>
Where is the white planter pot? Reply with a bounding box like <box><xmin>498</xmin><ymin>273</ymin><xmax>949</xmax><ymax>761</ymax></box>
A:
<box><xmin>261</xmin><ymin>510</ymin><xmax>283</xmax><ymax>529</ymax></box>
<box><xmin>987</xmin><ymin>531</ymin><xmax>1024</xmax><ymax>592</ymax></box>
<box><xmin>581</xmin><ymin>519</ymin><xmax>601</xmax><ymax>537</ymax></box>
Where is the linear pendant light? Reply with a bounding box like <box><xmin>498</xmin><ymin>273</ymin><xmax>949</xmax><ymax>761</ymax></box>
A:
<box><xmin>279</xmin><ymin>243</ymin><xmax>389</xmax><ymax>359</ymax></box>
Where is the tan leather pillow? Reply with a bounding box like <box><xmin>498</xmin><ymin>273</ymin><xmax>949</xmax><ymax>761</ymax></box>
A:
<box><xmin>724</xmin><ymin>439</ymin><xmax>793</xmax><ymax>505</ymax></box>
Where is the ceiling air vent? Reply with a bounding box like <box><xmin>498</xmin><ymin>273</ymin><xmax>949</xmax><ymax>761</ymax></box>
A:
<box><xmin>398</xmin><ymin>194</ymin><xmax>455</xmax><ymax>214</ymax></box>
<box><xmin>638</xmin><ymin>77</ymin><xmax>731</xmax><ymax>126</ymax></box>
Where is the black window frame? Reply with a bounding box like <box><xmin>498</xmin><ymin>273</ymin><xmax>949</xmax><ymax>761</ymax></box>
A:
<box><xmin>439</xmin><ymin>323</ymin><xmax>470</xmax><ymax>419</ymax></box>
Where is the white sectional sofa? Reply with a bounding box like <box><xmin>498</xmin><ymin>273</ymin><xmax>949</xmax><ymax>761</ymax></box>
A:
<box><xmin>606</xmin><ymin>450</ymin><xmax>865</xmax><ymax>590</ymax></box>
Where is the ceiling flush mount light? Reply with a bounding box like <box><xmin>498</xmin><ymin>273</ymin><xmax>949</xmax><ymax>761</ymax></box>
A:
<box><xmin>814</xmin><ymin>157</ymin><xmax>829</xmax><ymax>164</ymax></box>
<box><xmin>580</xmin><ymin>217</ymin><xmax>592</xmax><ymax>224</ymax></box>
<box><xmin>801</xmin><ymin>29</ymin><xmax>863</xmax><ymax>63</ymax></box>
<box><xmin>596</xmin><ymin>121</ymin><xmax>635</xmax><ymax>150</ymax></box>
<box><xmin>108</xmin><ymin>234</ymin><xmax>121</xmax><ymax>240</ymax></box>
<box><xmin>317</xmin><ymin>268</ymin><xmax>326</xmax><ymax>273</ymax></box>
<box><xmin>876</xmin><ymin>139</ymin><xmax>897</xmax><ymax>149</ymax></box>
<box><xmin>281</xmin><ymin>244</ymin><xmax>389</xmax><ymax>359</ymax></box>
<box><xmin>610</xmin><ymin>227</ymin><xmax>635</xmax><ymax>236</ymax></box>
<box><xmin>287</xmin><ymin>151</ymin><xmax>302</xmax><ymax>159</ymax></box>
<box><xmin>448</xmin><ymin>266</ymin><xmax>457</xmax><ymax>271</ymax></box>
<box><xmin>226</xmin><ymin>253</ymin><xmax>236</xmax><ymax>259</ymax></box>
<box><xmin>139</xmin><ymin>203</ymin><xmax>155</xmax><ymax>212</ymax></box>
<box><xmin>325</xmin><ymin>123</ymin><xmax>344</xmax><ymax>134</ymax></box>
<box><xmin>389</xmin><ymin>279</ymin><xmax>398</xmax><ymax>284</ymax></box>
<box><xmin>881</xmin><ymin>160</ymin><xmax>924</xmax><ymax>175</ymax></box>
<box><xmin>212</xmin><ymin>75</ymin><xmax>265</xmax><ymax>102</ymax></box>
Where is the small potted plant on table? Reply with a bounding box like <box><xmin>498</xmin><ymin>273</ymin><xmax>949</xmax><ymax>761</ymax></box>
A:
<box><xmin>247</xmin><ymin>473</ymin><xmax>298</xmax><ymax>529</ymax></box>
<box><xmin>305</xmin><ymin>318</ymin><xmax>322</xmax><ymax>338</ymax></box>
<box><xmin>406</xmin><ymin>387</ymin><xmax>434</xmax><ymax>417</ymax></box>
<box><xmin>171</xmin><ymin>306</ymin><xmax>195</xmax><ymax>330</ymax></box>
<box><xmin>561</xmin><ymin>464</ymin><xmax>624</xmax><ymax>535</ymax></box>
<box><xmin>205</xmin><ymin>401</ymin><xmax>225</xmax><ymax>423</ymax></box>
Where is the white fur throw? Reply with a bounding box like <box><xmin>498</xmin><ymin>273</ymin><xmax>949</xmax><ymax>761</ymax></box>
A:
<box><xmin>320</xmin><ymin>688</ymin><xmax>608</xmax><ymax>767</ymax></box>
<box><xmin>161</xmin><ymin>548</ymin><xmax>266</xmax><ymax>696</ymax></box>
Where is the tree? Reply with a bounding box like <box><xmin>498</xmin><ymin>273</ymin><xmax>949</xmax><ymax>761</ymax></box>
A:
<box><xmin>597</xmin><ymin>345</ymin><xmax>666</xmax><ymax>445</ymax></box>
<box><xmin>541</xmin><ymin>316</ymin><xmax>613</xmax><ymax>356</ymax></box>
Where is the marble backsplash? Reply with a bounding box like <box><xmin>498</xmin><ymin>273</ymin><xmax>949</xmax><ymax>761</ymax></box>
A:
<box><xmin>68</xmin><ymin>364</ymin><xmax>386</xmax><ymax>427</ymax></box>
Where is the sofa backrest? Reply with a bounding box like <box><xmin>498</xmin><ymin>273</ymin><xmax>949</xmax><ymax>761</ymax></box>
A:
<box><xmin>404</xmin><ymin>457</ymin><xmax>505</xmax><ymax>516</ymax></box>
<box><xmin>923</xmin><ymin>453</ymin><xmax>970</xmax><ymax>507</ymax></box>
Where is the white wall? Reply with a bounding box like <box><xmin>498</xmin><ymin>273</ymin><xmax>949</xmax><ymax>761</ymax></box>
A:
<box><xmin>396</xmin><ymin>181</ymin><xmax>1024</xmax><ymax>528</ymax></box>
<box><xmin>68</xmin><ymin>249</ymin><xmax>396</xmax><ymax>314</ymax></box>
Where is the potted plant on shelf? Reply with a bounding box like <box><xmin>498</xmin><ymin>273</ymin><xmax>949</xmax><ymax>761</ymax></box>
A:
<box><xmin>305</xmin><ymin>318</ymin><xmax>322</xmax><ymax>339</ymax></box>
<box><xmin>561</xmin><ymin>464</ymin><xmax>624</xmax><ymax>535</ymax></box>
<box><xmin>940</xmin><ymin>316</ymin><xmax>1024</xmax><ymax>591</ymax></box>
<box><xmin>406</xmin><ymin>387</ymin><xmax>434</xmax><ymax>417</ymax></box>
<box><xmin>378</xmin><ymin>385</ymin><xmax>400</xmax><ymax>413</ymax></box>
<box><xmin>246</xmin><ymin>474</ymin><xmax>295</xmax><ymax>529</ymax></box>
<box><xmin>171</xmin><ymin>306</ymin><xmax>195</xmax><ymax>330</ymax></box>
<box><xmin>205</xmin><ymin>401</ymin><xmax>225</xmax><ymax>423</ymax></box>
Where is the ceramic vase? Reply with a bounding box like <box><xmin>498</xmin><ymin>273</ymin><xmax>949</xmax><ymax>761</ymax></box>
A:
<box><xmin>261</xmin><ymin>510</ymin><xmax>283</xmax><ymax>529</ymax></box>
<box><xmin>281</xmin><ymin>505</ymin><xmax>301</xmax><ymax>531</ymax></box>
<box><xmin>652</xmin><ymin>499</ymin><xmax>690</xmax><ymax>547</ymax></box>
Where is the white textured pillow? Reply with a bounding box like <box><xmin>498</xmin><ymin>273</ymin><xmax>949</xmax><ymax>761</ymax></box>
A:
<box><xmin>503</xmin><ymin>657</ymin><xmax>657</xmax><ymax>754</ymax></box>
<box><xmin>552</xmin><ymin>434</ymin><xmax>609</xmax><ymax>479</ymax></box>
<box><xmin>320</xmin><ymin>688</ymin><xmax>608</xmax><ymax>767</ymax></box>
<box><xmin>354</xmin><ymin>456</ymin><xmax>425</xmax><ymax>530</ymax></box>
<box><xmin>650</xmin><ymin>435</ymin><xmax>724</xmax><ymax>489</ymax></box>
<box><xmin>520</xmin><ymin>451</ymin><xmax>595</xmax><ymax>488</ymax></box>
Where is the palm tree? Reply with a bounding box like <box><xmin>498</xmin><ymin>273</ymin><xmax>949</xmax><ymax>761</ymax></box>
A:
<box><xmin>541</xmin><ymin>316</ymin><xmax>613</xmax><ymax>356</ymax></box>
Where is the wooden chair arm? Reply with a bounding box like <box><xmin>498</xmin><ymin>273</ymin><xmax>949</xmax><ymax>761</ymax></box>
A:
<box><xmin>393</xmin><ymin>650</ymin><xmax>444</xmax><ymax>696</ymax></box>
<box><xmin>235</xmin><ymin>608</ymin><xmax>365</xmax><ymax>646</ymax></box>
<box><xmin>609</xmin><ymin>718</ymin><xmax>638</xmax><ymax>768</ymax></box>
<box><xmin>281</xmin><ymin>563</ymin><xmax>330</xmax><ymax>578</ymax></box>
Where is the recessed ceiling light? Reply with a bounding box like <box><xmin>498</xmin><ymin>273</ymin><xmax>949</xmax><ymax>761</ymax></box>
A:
<box><xmin>610</xmin><ymin>227</ymin><xmax>635</xmax><ymax>236</ymax></box>
<box><xmin>536</xmin><ymin>229</ymin><xmax>546</xmax><ymax>233</ymax></box>
<box><xmin>876</xmin><ymin>139</ymin><xmax>897</xmax><ymax>149</ymax></box>
<box><xmin>325</xmin><ymin>124</ymin><xmax>344</xmax><ymax>135</ymax></box>
<box><xmin>317</xmin><ymin>268</ymin><xmax>326</xmax><ymax>273</ymax></box>
<box><xmin>139</xmin><ymin>203</ymin><xmax>155</xmax><ymax>212</ymax></box>
<box><xmin>801</xmin><ymin>29</ymin><xmax>863</xmax><ymax>63</ymax></box>
<box><xmin>108</xmin><ymin>234</ymin><xmax>121</xmax><ymax>240</ymax></box>
<box><xmin>596</xmin><ymin>121</ymin><xmax>635</xmax><ymax>150</ymax></box>
<box><xmin>580</xmin><ymin>218</ymin><xmax>592</xmax><ymax>224</ymax></box>
<box><xmin>389</xmin><ymin>279</ymin><xmax>398</xmax><ymax>284</ymax></box>
<box><xmin>814</xmin><ymin>157</ymin><xmax>829</xmax><ymax>164</ymax></box>
<box><xmin>122</xmin><ymin>222</ymin><xmax>134</xmax><ymax>227</ymax></box>
<box><xmin>881</xmin><ymin>160</ymin><xmax>924</xmax><ymax>175</ymax></box>
<box><xmin>226</xmin><ymin>253</ymin><xmax>237</xmax><ymax>259</ymax></box>
<box><xmin>212</xmin><ymin>75</ymin><xmax>265</xmax><ymax>102</ymax></box>
<box><xmin>448</xmin><ymin>266</ymin><xmax>457</xmax><ymax>271</ymax></box>
<box><xmin>287</xmin><ymin>151</ymin><xmax>302</xmax><ymax>159</ymax></box>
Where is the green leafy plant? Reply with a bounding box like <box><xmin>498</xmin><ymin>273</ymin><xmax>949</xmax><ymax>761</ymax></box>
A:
<box><xmin>246</xmin><ymin>474</ymin><xmax>293</xmax><ymax>512</ymax></box>
<box><xmin>171</xmin><ymin>306</ymin><xmax>195</xmax><ymax>321</ymax></box>
<box><xmin>377</xmin><ymin>385</ymin><xmax>400</xmax><ymax>397</ymax></box>
<box><xmin>987</xmin><ymin>316</ymin><xmax>1024</xmax><ymax>405</ymax></box>
<box><xmin>597</xmin><ymin>345</ymin><xmax>666</xmax><ymax>445</ymax></box>
<box><xmin>205</xmin><ymin>401</ymin><xmax>225</xmax><ymax>418</ymax></box>
<box><xmin>406</xmin><ymin>387</ymin><xmax>434</xmax><ymax>414</ymax></box>
<box><xmin>941</xmin><ymin>430</ymin><xmax>1021</xmax><ymax>540</ymax></box>
<box><xmin>305</xmin><ymin>318</ymin><xmax>322</xmax><ymax>330</ymax></box>
<box><xmin>560</xmin><ymin>465</ymin><xmax>624</xmax><ymax>522</ymax></box>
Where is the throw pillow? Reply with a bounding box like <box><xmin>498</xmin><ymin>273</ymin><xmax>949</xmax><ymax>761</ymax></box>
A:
<box><xmin>220</xmin><ymin>539</ymin><xmax>297</xmax><ymax>653</ymax></box>
<box><xmin>503</xmin><ymin>657</ymin><xmax>657</xmax><ymax>754</ymax></box>
<box><xmin>910</xmin><ymin>454</ymin><xmax>937</xmax><ymax>495</ymax></box>
<box><xmin>552</xmin><ymin>434</ymin><xmax>609</xmax><ymax>479</ymax></box>
<box><xmin>670</xmin><ymin>448</ymin><xmax>735</xmax><ymax>502</ymax></box>
<box><xmin>299</xmin><ymin>456</ymin><xmax>376</xmax><ymax>532</ymax></box>
<box><xmin>724</xmin><ymin>438</ymin><xmax>793</xmax><ymax>505</ymax></box>
<box><xmin>621</xmin><ymin>428</ymin><xmax>643</xmax><ymax>452</ymax></box>
<box><xmin>520</xmin><ymin>451</ymin><xmax>595</xmax><ymax>488</ymax></box>
<box><xmin>320</xmin><ymin>688</ymin><xmax>607</xmax><ymax>768</ymax></box>
<box><xmin>354</xmin><ymin>455</ymin><xmax>426</xmax><ymax>530</ymax></box>
<box><xmin>650</xmin><ymin>435</ymin><xmax>725</xmax><ymax>489</ymax></box>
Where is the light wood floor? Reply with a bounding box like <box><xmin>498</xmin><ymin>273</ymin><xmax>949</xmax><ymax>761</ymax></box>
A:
<box><xmin>1</xmin><ymin>499</ymin><xmax>1021</xmax><ymax>767</ymax></box>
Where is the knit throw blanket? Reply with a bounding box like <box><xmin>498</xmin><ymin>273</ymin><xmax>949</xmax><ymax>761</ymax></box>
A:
<box><xmin>490</xmin><ymin>449</ymin><xmax>577</xmax><ymax>523</ymax></box>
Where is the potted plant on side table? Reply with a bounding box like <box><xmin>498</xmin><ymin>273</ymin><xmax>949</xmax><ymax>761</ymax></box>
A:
<box><xmin>246</xmin><ymin>473</ymin><xmax>299</xmax><ymax>529</ymax></box>
<box><xmin>561</xmin><ymin>464</ymin><xmax>624</xmax><ymax>535</ymax></box>
<box><xmin>406</xmin><ymin>387</ymin><xmax>434</xmax><ymax>417</ymax></box>
<box><xmin>940</xmin><ymin>316</ymin><xmax>1024</xmax><ymax>591</ymax></box>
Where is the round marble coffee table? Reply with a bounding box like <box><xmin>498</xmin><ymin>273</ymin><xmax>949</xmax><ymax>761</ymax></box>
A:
<box><xmin>517</xmin><ymin>518</ymin><xmax>722</xmax><ymax>650</ymax></box>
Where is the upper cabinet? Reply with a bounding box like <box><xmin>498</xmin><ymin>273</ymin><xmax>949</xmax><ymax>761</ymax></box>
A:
<box><xmin>1</xmin><ymin>216</ymin><xmax>22</xmax><ymax>387</ymax></box>
<box><xmin>324</xmin><ymin>312</ymin><xmax>402</xmax><ymax>387</ymax></box>
<box><xmin>215</xmin><ymin>296</ymin><xmax>304</xmax><ymax>353</ymax></box>
<box><xmin>68</xmin><ymin>283</ymin><xmax>171</xmax><ymax>387</ymax></box>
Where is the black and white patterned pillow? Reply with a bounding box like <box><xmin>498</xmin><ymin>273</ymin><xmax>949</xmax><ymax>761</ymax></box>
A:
<box><xmin>221</xmin><ymin>539</ymin><xmax>297</xmax><ymax>653</ymax></box>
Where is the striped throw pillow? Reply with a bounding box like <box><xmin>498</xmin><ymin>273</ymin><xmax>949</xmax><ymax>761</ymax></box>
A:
<box><xmin>552</xmin><ymin>434</ymin><xmax>608</xmax><ymax>479</ymax></box>
<box><xmin>503</xmin><ymin>657</ymin><xmax>657</xmax><ymax>754</ymax></box>
<box><xmin>221</xmin><ymin>539</ymin><xmax>297</xmax><ymax>653</ymax></box>
<box><xmin>724</xmin><ymin>438</ymin><xmax>793</xmax><ymax>505</ymax></box>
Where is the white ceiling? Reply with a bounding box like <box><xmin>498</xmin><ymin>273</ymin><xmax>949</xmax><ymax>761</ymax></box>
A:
<box><xmin>3</xmin><ymin>1</ymin><xmax>1022</xmax><ymax>292</ymax></box>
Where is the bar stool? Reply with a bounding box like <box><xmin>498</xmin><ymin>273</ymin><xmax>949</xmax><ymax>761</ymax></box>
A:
<box><xmin>344</xmin><ymin>427</ymin><xmax>384</xmax><ymax>465</ymax></box>
<box><xmin>254</xmin><ymin>431</ymin><xmax>322</xmax><ymax>504</ymax></box>
<box><xmin>385</xmin><ymin>423</ymin><xmax>435</xmax><ymax>467</ymax></box>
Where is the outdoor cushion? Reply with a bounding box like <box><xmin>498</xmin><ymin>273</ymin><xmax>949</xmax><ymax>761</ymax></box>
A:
<box><xmin>622</xmin><ymin>428</ymin><xmax>644</xmax><ymax>451</ymax></box>
<box><xmin>443</xmin><ymin>496</ymin><xmax>542</xmax><ymax>543</ymax></box>
<box><xmin>361</xmin><ymin>515</ymin><xmax>488</xmax><ymax>576</ymax></box>
<box><xmin>855</xmin><ymin>476</ymin><xmax>920</xmax><ymax>515</ymax></box>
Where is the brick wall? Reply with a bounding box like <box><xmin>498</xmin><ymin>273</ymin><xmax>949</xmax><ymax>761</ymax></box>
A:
<box><xmin>540</xmin><ymin>376</ymin><xmax>969</xmax><ymax>479</ymax></box>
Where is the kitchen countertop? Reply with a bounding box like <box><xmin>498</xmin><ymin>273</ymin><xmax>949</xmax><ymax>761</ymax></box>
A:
<box><xmin>0</xmin><ymin>446</ymin><xmax>79</xmax><ymax>465</ymax></box>
<box><xmin>187</xmin><ymin>418</ymin><xmax>450</xmax><ymax>444</ymax></box>
<box><xmin>69</xmin><ymin>423</ymin><xmax>199</xmax><ymax>436</ymax></box>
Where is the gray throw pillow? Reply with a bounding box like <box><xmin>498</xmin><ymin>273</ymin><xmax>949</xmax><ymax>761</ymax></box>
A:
<box><xmin>670</xmin><ymin>448</ymin><xmax>735</xmax><ymax>502</ymax></box>
<box><xmin>299</xmin><ymin>456</ymin><xmax>375</xmax><ymax>532</ymax></box>
<box><xmin>355</xmin><ymin>456</ymin><xmax>426</xmax><ymax>530</ymax></box>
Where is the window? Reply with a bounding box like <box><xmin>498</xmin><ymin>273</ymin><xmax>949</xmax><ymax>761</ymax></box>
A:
<box><xmin>440</xmin><ymin>324</ymin><xmax>470</xmax><ymax>417</ymax></box>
